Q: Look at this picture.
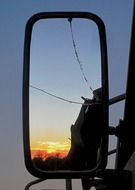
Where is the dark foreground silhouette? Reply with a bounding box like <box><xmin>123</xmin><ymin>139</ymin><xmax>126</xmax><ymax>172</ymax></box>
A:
<box><xmin>33</xmin><ymin>88</ymin><xmax>103</xmax><ymax>171</ymax></box>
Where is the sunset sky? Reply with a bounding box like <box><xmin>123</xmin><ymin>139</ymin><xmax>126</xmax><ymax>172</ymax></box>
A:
<box><xmin>31</xmin><ymin>141</ymin><xmax>70</xmax><ymax>159</ymax></box>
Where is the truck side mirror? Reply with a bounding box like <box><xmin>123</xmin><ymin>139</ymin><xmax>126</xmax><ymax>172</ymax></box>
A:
<box><xmin>23</xmin><ymin>12</ymin><xmax>109</xmax><ymax>179</ymax></box>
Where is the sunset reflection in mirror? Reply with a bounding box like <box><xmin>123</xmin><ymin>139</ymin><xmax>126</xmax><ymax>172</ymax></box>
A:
<box><xmin>29</xmin><ymin>18</ymin><xmax>101</xmax><ymax>170</ymax></box>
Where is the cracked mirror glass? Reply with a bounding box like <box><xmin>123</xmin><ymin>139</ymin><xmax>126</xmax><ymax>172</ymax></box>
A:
<box><xmin>29</xmin><ymin>18</ymin><xmax>101</xmax><ymax>171</ymax></box>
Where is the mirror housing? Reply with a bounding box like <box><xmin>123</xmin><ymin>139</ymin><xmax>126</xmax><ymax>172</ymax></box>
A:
<box><xmin>23</xmin><ymin>12</ymin><xmax>109</xmax><ymax>179</ymax></box>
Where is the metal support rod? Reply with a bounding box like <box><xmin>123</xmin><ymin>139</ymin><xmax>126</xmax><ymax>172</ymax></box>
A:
<box><xmin>109</xmin><ymin>93</ymin><xmax>126</xmax><ymax>105</ymax></box>
<box><xmin>108</xmin><ymin>149</ymin><xmax>116</xmax><ymax>156</ymax></box>
<box><xmin>24</xmin><ymin>178</ymin><xmax>45</xmax><ymax>190</ymax></box>
<box><xmin>66</xmin><ymin>179</ymin><xmax>72</xmax><ymax>190</ymax></box>
<box><xmin>81</xmin><ymin>178</ymin><xmax>93</xmax><ymax>190</ymax></box>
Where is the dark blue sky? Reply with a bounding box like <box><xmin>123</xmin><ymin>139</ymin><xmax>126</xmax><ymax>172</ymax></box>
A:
<box><xmin>0</xmin><ymin>1</ymin><xmax>134</xmax><ymax>189</ymax></box>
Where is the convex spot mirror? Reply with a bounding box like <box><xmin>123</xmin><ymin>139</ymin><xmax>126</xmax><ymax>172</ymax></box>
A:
<box><xmin>23</xmin><ymin>12</ymin><xmax>109</xmax><ymax>179</ymax></box>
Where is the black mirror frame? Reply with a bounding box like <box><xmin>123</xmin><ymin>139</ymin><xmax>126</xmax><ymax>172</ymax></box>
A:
<box><xmin>23</xmin><ymin>11</ymin><xmax>109</xmax><ymax>179</ymax></box>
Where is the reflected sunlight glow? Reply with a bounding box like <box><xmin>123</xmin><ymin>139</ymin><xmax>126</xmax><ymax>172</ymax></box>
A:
<box><xmin>31</xmin><ymin>140</ymin><xmax>70</xmax><ymax>159</ymax></box>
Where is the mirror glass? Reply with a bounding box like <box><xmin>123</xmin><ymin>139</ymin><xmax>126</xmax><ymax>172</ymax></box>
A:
<box><xmin>30</xmin><ymin>18</ymin><xmax>101</xmax><ymax>171</ymax></box>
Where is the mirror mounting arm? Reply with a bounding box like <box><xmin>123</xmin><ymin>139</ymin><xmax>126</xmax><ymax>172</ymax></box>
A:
<box><xmin>108</xmin><ymin>119</ymin><xmax>131</xmax><ymax>142</ymax></box>
<box><xmin>24</xmin><ymin>178</ymin><xmax>45</xmax><ymax>190</ymax></box>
